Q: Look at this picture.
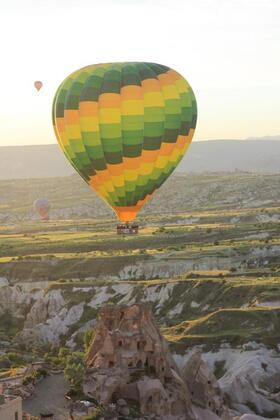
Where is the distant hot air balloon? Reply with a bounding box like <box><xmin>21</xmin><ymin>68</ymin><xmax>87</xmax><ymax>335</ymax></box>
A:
<box><xmin>52</xmin><ymin>62</ymin><xmax>197</xmax><ymax>226</ymax></box>
<box><xmin>34</xmin><ymin>81</ymin><xmax>43</xmax><ymax>91</ymax></box>
<box><xmin>34</xmin><ymin>198</ymin><xmax>51</xmax><ymax>221</ymax></box>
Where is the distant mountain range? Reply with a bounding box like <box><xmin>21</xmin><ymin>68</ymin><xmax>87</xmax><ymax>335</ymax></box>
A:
<box><xmin>0</xmin><ymin>138</ymin><xmax>279</xmax><ymax>180</ymax></box>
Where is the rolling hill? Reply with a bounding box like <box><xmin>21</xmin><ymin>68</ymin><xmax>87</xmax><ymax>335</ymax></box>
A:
<box><xmin>0</xmin><ymin>138</ymin><xmax>279</xmax><ymax>180</ymax></box>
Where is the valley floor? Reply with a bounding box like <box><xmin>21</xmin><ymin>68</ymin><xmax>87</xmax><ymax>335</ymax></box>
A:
<box><xmin>0</xmin><ymin>172</ymin><xmax>279</xmax><ymax>418</ymax></box>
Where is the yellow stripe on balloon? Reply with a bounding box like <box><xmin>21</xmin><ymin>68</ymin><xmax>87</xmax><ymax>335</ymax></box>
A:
<box><xmin>139</xmin><ymin>162</ymin><xmax>154</xmax><ymax>175</ymax></box>
<box><xmin>155</xmin><ymin>155</ymin><xmax>169</xmax><ymax>169</ymax></box>
<box><xmin>124</xmin><ymin>168</ymin><xmax>138</xmax><ymax>182</ymax></box>
<box><xmin>99</xmin><ymin>108</ymin><xmax>121</xmax><ymax>124</ymax></box>
<box><xmin>111</xmin><ymin>175</ymin><xmax>125</xmax><ymax>188</ymax></box>
<box><xmin>65</xmin><ymin>125</ymin><xmax>81</xmax><ymax>139</ymax></box>
<box><xmin>143</xmin><ymin>92</ymin><xmax>164</xmax><ymax>107</ymax></box>
<box><xmin>121</xmin><ymin>100</ymin><xmax>144</xmax><ymax>115</ymax></box>
<box><xmin>79</xmin><ymin>117</ymin><xmax>99</xmax><ymax>132</ymax></box>
<box><xmin>161</xmin><ymin>85</ymin><xmax>179</xmax><ymax>100</ymax></box>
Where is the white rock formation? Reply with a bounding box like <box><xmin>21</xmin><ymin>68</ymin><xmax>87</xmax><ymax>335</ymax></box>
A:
<box><xmin>175</xmin><ymin>347</ymin><xmax>280</xmax><ymax>418</ymax></box>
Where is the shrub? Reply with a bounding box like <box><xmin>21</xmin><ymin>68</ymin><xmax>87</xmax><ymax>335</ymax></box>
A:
<box><xmin>64</xmin><ymin>352</ymin><xmax>86</xmax><ymax>393</ymax></box>
<box><xmin>6</xmin><ymin>352</ymin><xmax>25</xmax><ymax>366</ymax></box>
<box><xmin>23</xmin><ymin>374</ymin><xmax>35</xmax><ymax>385</ymax></box>
<box><xmin>0</xmin><ymin>355</ymin><xmax>11</xmax><ymax>370</ymax></box>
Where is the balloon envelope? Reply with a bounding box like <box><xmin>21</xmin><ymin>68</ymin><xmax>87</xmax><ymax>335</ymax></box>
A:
<box><xmin>34</xmin><ymin>81</ymin><xmax>43</xmax><ymax>91</ymax></box>
<box><xmin>52</xmin><ymin>62</ymin><xmax>197</xmax><ymax>221</ymax></box>
<box><xmin>34</xmin><ymin>198</ymin><xmax>51</xmax><ymax>221</ymax></box>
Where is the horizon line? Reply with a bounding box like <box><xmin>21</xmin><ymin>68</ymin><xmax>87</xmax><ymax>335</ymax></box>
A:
<box><xmin>1</xmin><ymin>136</ymin><xmax>280</xmax><ymax>148</ymax></box>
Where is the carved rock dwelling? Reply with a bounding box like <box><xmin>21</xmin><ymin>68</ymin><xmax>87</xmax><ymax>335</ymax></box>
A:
<box><xmin>84</xmin><ymin>303</ymin><xmax>195</xmax><ymax>419</ymax></box>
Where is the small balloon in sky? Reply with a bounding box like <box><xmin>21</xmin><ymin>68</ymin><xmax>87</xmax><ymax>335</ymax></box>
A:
<box><xmin>34</xmin><ymin>198</ymin><xmax>51</xmax><ymax>222</ymax></box>
<box><xmin>52</xmin><ymin>62</ymin><xmax>197</xmax><ymax>222</ymax></box>
<box><xmin>34</xmin><ymin>80</ymin><xmax>43</xmax><ymax>91</ymax></box>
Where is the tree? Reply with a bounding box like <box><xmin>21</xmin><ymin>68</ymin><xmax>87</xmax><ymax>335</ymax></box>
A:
<box><xmin>64</xmin><ymin>352</ymin><xmax>86</xmax><ymax>393</ymax></box>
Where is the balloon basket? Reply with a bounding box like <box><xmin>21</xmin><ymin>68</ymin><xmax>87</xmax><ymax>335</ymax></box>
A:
<box><xmin>117</xmin><ymin>222</ymin><xmax>139</xmax><ymax>235</ymax></box>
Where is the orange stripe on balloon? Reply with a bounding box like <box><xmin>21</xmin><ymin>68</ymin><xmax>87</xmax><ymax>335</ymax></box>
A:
<box><xmin>89</xmin><ymin>175</ymin><xmax>101</xmax><ymax>189</ymax></box>
<box><xmin>113</xmin><ymin>191</ymin><xmax>155</xmax><ymax>221</ymax></box>
<box><xmin>120</xmin><ymin>85</ymin><xmax>142</xmax><ymax>100</ymax></box>
<box><xmin>79</xmin><ymin>101</ymin><xmax>98</xmax><ymax>117</ymax></box>
<box><xmin>107</xmin><ymin>163</ymin><xmax>123</xmax><ymax>176</ymax></box>
<box><xmin>141</xmin><ymin>79</ymin><xmax>161</xmax><ymax>93</ymax></box>
<box><xmin>56</xmin><ymin>117</ymin><xmax>65</xmax><ymax>133</ymax></box>
<box><xmin>141</xmin><ymin>150</ymin><xmax>158</xmax><ymax>163</ymax></box>
<box><xmin>99</xmin><ymin>93</ymin><xmax>120</xmax><ymax>108</ymax></box>
<box><xmin>64</xmin><ymin>110</ymin><xmax>79</xmax><ymax>124</ymax></box>
<box><xmin>157</xmin><ymin>72</ymin><xmax>174</xmax><ymax>87</ymax></box>
<box><xmin>177</xmin><ymin>135</ymin><xmax>188</xmax><ymax>149</ymax></box>
<box><xmin>113</xmin><ymin>205</ymin><xmax>141</xmax><ymax>222</ymax></box>
<box><xmin>123</xmin><ymin>157</ymin><xmax>141</xmax><ymax>170</ymax></box>
<box><xmin>158</xmin><ymin>142</ymin><xmax>175</xmax><ymax>156</ymax></box>
<box><xmin>137</xmin><ymin>191</ymin><xmax>155</xmax><ymax>207</ymax></box>
<box><xmin>166</xmin><ymin>69</ymin><xmax>182</xmax><ymax>82</ymax></box>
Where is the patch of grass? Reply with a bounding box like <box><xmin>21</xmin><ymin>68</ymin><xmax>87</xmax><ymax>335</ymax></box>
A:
<box><xmin>213</xmin><ymin>360</ymin><xmax>226</xmax><ymax>379</ymax></box>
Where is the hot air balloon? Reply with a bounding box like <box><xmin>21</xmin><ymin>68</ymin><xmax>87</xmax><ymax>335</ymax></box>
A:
<box><xmin>34</xmin><ymin>81</ymin><xmax>43</xmax><ymax>91</ymax></box>
<box><xmin>52</xmin><ymin>62</ymin><xmax>197</xmax><ymax>232</ymax></box>
<box><xmin>34</xmin><ymin>198</ymin><xmax>51</xmax><ymax>222</ymax></box>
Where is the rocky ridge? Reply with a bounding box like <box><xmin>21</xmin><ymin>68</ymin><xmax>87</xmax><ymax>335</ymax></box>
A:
<box><xmin>84</xmin><ymin>304</ymin><xmax>229</xmax><ymax>419</ymax></box>
<box><xmin>1</xmin><ymin>280</ymin><xmax>280</xmax><ymax>418</ymax></box>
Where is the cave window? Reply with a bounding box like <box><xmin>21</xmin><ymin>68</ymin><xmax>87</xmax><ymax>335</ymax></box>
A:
<box><xmin>137</xmin><ymin>341</ymin><xmax>141</xmax><ymax>350</ymax></box>
<box><xmin>208</xmin><ymin>401</ymin><xmax>211</xmax><ymax>407</ymax></box>
<box><xmin>118</xmin><ymin>340</ymin><xmax>122</xmax><ymax>347</ymax></box>
<box><xmin>207</xmin><ymin>380</ymin><xmax>211</xmax><ymax>384</ymax></box>
<box><xmin>148</xmin><ymin>396</ymin><xmax>153</xmax><ymax>403</ymax></box>
<box><xmin>136</xmin><ymin>360</ymin><xmax>143</xmax><ymax>368</ymax></box>
<box><xmin>161</xmin><ymin>366</ymin><xmax>165</xmax><ymax>372</ymax></box>
<box><xmin>109</xmin><ymin>361</ymin><xmax>114</xmax><ymax>368</ymax></box>
<box><xmin>120</xmin><ymin>311</ymin><xmax>124</xmax><ymax>321</ymax></box>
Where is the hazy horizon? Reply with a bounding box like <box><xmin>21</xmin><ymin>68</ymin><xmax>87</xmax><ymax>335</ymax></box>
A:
<box><xmin>0</xmin><ymin>134</ymin><xmax>280</xmax><ymax>149</ymax></box>
<box><xmin>1</xmin><ymin>0</ymin><xmax>279</xmax><ymax>146</ymax></box>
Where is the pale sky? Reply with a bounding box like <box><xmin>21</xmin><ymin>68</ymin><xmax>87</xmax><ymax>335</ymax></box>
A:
<box><xmin>0</xmin><ymin>0</ymin><xmax>279</xmax><ymax>146</ymax></box>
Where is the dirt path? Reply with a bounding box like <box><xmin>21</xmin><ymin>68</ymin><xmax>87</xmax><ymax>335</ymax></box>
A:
<box><xmin>23</xmin><ymin>373</ymin><xmax>70</xmax><ymax>419</ymax></box>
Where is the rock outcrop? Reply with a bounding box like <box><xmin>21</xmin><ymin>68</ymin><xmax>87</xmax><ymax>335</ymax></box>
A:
<box><xmin>218</xmin><ymin>348</ymin><xmax>280</xmax><ymax>418</ymax></box>
<box><xmin>182</xmin><ymin>349</ymin><xmax>231</xmax><ymax>419</ymax></box>
<box><xmin>84</xmin><ymin>303</ymin><xmax>196</xmax><ymax>419</ymax></box>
